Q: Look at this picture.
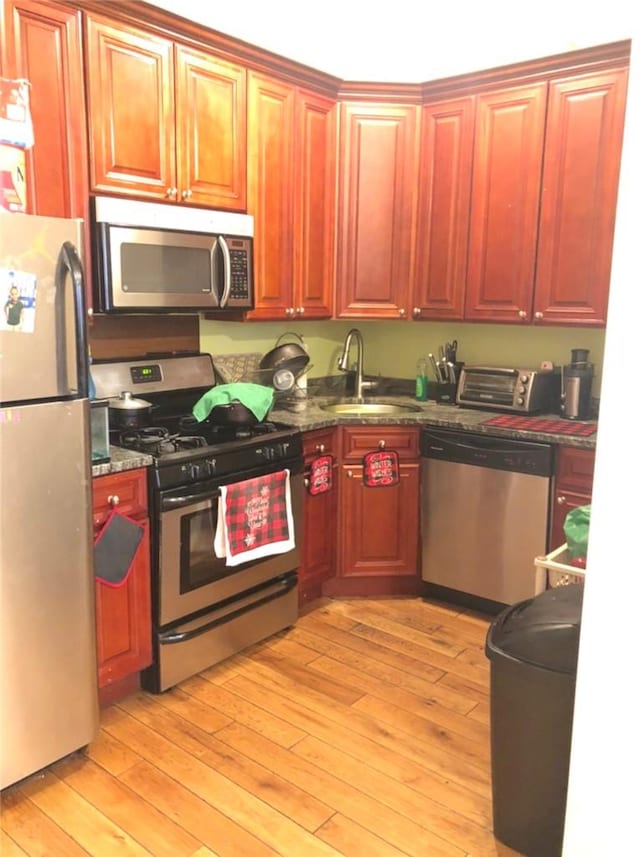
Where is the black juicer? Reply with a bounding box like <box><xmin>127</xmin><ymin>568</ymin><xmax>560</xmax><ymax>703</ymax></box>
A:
<box><xmin>560</xmin><ymin>349</ymin><xmax>594</xmax><ymax>420</ymax></box>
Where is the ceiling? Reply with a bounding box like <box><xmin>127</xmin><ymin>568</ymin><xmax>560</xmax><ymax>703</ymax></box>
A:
<box><xmin>145</xmin><ymin>0</ymin><xmax>633</xmax><ymax>82</ymax></box>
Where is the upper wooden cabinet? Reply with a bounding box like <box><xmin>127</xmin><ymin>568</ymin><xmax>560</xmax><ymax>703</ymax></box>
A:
<box><xmin>534</xmin><ymin>69</ymin><xmax>628</xmax><ymax>326</ymax></box>
<box><xmin>465</xmin><ymin>82</ymin><xmax>548</xmax><ymax>323</ymax></box>
<box><xmin>413</xmin><ymin>97</ymin><xmax>475</xmax><ymax>320</ymax></box>
<box><xmin>84</xmin><ymin>15</ymin><xmax>247</xmax><ymax>210</ymax></box>
<box><xmin>335</xmin><ymin>102</ymin><xmax>420</xmax><ymax>319</ymax></box>
<box><xmin>1</xmin><ymin>0</ymin><xmax>89</xmax><ymax>219</ymax></box>
<box><xmin>247</xmin><ymin>71</ymin><xmax>335</xmax><ymax>320</ymax></box>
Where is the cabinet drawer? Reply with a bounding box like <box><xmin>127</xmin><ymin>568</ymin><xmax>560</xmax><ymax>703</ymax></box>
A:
<box><xmin>303</xmin><ymin>428</ymin><xmax>337</xmax><ymax>461</ymax></box>
<box><xmin>93</xmin><ymin>468</ymin><xmax>148</xmax><ymax>527</ymax></box>
<box><xmin>555</xmin><ymin>447</ymin><xmax>595</xmax><ymax>494</ymax></box>
<box><xmin>341</xmin><ymin>426</ymin><xmax>419</xmax><ymax>462</ymax></box>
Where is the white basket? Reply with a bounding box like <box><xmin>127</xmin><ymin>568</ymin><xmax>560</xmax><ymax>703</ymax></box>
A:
<box><xmin>534</xmin><ymin>543</ymin><xmax>586</xmax><ymax>594</ymax></box>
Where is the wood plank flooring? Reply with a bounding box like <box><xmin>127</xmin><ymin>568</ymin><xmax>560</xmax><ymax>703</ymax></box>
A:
<box><xmin>1</xmin><ymin>597</ymin><xmax>522</xmax><ymax>856</ymax></box>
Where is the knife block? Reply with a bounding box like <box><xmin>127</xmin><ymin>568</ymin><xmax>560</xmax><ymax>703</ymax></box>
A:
<box><xmin>431</xmin><ymin>382</ymin><xmax>457</xmax><ymax>404</ymax></box>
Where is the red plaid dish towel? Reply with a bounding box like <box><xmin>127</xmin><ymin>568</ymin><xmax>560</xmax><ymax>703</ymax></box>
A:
<box><xmin>214</xmin><ymin>469</ymin><xmax>295</xmax><ymax>566</ymax></box>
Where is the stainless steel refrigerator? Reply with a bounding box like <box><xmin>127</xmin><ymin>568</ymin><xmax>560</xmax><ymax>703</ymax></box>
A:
<box><xmin>0</xmin><ymin>213</ymin><xmax>99</xmax><ymax>790</ymax></box>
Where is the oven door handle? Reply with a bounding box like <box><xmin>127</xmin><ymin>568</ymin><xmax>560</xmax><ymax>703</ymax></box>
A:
<box><xmin>161</xmin><ymin>489</ymin><xmax>221</xmax><ymax>511</ymax></box>
<box><xmin>158</xmin><ymin>574</ymin><xmax>298</xmax><ymax>644</ymax></box>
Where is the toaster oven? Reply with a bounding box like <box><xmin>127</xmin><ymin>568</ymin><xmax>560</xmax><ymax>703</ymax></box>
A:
<box><xmin>456</xmin><ymin>366</ymin><xmax>561</xmax><ymax>413</ymax></box>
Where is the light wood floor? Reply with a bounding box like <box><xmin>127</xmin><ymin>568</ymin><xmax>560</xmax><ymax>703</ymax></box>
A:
<box><xmin>1</xmin><ymin>597</ymin><xmax>522</xmax><ymax>857</ymax></box>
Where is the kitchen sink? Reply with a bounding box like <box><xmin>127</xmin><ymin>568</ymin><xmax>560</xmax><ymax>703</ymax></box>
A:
<box><xmin>320</xmin><ymin>401</ymin><xmax>422</xmax><ymax>415</ymax></box>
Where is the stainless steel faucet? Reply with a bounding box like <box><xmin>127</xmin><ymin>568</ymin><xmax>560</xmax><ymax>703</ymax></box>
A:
<box><xmin>337</xmin><ymin>328</ymin><xmax>376</xmax><ymax>402</ymax></box>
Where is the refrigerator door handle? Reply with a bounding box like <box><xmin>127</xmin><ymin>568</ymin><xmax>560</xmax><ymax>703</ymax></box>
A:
<box><xmin>56</xmin><ymin>241</ymin><xmax>88</xmax><ymax>399</ymax></box>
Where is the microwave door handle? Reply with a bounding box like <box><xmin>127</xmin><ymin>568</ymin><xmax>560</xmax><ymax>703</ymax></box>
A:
<box><xmin>218</xmin><ymin>235</ymin><xmax>231</xmax><ymax>308</ymax></box>
<box><xmin>55</xmin><ymin>241</ymin><xmax>89</xmax><ymax>399</ymax></box>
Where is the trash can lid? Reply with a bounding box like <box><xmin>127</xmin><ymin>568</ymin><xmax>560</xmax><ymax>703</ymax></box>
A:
<box><xmin>485</xmin><ymin>584</ymin><xmax>583</xmax><ymax>673</ymax></box>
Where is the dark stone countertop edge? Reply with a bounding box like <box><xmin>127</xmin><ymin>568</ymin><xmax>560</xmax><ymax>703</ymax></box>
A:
<box><xmin>92</xmin><ymin>446</ymin><xmax>154</xmax><ymax>478</ymax></box>
<box><xmin>270</xmin><ymin>396</ymin><xmax>598</xmax><ymax>450</ymax></box>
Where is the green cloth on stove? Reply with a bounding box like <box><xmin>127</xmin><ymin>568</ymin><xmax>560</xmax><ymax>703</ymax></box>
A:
<box><xmin>192</xmin><ymin>383</ymin><xmax>274</xmax><ymax>422</ymax></box>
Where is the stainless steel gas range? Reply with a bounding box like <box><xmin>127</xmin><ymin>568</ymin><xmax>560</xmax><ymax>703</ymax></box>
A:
<box><xmin>92</xmin><ymin>354</ymin><xmax>303</xmax><ymax>692</ymax></box>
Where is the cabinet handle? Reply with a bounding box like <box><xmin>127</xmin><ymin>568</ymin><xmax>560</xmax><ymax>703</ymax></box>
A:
<box><xmin>534</xmin><ymin>311</ymin><xmax>543</xmax><ymax>320</ymax></box>
<box><xmin>557</xmin><ymin>495</ymin><xmax>567</xmax><ymax>505</ymax></box>
<box><xmin>518</xmin><ymin>310</ymin><xmax>527</xmax><ymax>320</ymax></box>
<box><xmin>108</xmin><ymin>494</ymin><xmax>120</xmax><ymax>507</ymax></box>
<box><xmin>165</xmin><ymin>187</ymin><xmax>178</xmax><ymax>198</ymax></box>
<box><xmin>412</xmin><ymin>307</ymin><xmax>421</xmax><ymax>318</ymax></box>
<box><xmin>316</xmin><ymin>443</ymin><xmax>325</xmax><ymax>453</ymax></box>
<box><xmin>378</xmin><ymin>440</ymin><xmax>386</xmax><ymax>449</ymax></box>
<box><xmin>181</xmin><ymin>189</ymin><xmax>193</xmax><ymax>200</ymax></box>
<box><xmin>398</xmin><ymin>308</ymin><xmax>406</xmax><ymax>317</ymax></box>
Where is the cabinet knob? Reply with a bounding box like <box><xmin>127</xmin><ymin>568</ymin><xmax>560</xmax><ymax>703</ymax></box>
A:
<box><xmin>316</xmin><ymin>443</ymin><xmax>325</xmax><ymax>453</ymax></box>
<box><xmin>181</xmin><ymin>188</ymin><xmax>193</xmax><ymax>200</ymax></box>
<box><xmin>347</xmin><ymin>469</ymin><xmax>354</xmax><ymax>478</ymax></box>
<box><xmin>87</xmin><ymin>307</ymin><xmax>93</xmax><ymax>317</ymax></box>
<box><xmin>412</xmin><ymin>307</ymin><xmax>421</xmax><ymax>318</ymax></box>
<box><xmin>285</xmin><ymin>307</ymin><xmax>295</xmax><ymax>316</ymax></box>
<box><xmin>297</xmin><ymin>307</ymin><xmax>305</xmax><ymax>315</ymax></box>
<box><xmin>304</xmin><ymin>477</ymin><xmax>310</xmax><ymax>488</ymax></box>
<box><xmin>108</xmin><ymin>495</ymin><xmax>120</xmax><ymax>507</ymax></box>
<box><xmin>398</xmin><ymin>308</ymin><xmax>406</xmax><ymax>317</ymax></box>
<box><xmin>165</xmin><ymin>187</ymin><xmax>178</xmax><ymax>198</ymax></box>
<box><xmin>518</xmin><ymin>310</ymin><xmax>527</xmax><ymax>320</ymax></box>
<box><xmin>378</xmin><ymin>440</ymin><xmax>386</xmax><ymax>450</ymax></box>
<box><xmin>557</xmin><ymin>495</ymin><xmax>567</xmax><ymax>505</ymax></box>
<box><xmin>534</xmin><ymin>311</ymin><xmax>544</xmax><ymax>320</ymax></box>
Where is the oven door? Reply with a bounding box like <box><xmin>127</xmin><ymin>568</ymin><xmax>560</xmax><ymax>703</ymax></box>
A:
<box><xmin>157</xmin><ymin>470</ymin><xmax>303</xmax><ymax>627</ymax></box>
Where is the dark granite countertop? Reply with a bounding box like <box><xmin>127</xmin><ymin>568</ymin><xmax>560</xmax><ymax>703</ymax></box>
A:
<box><xmin>92</xmin><ymin>446</ymin><xmax>154</xmax><ymax>478</ymax></box>
<box><xmin>271</xmin><ymin>395</ymin><xmax>597</xmax><ymax>450</ymax></box>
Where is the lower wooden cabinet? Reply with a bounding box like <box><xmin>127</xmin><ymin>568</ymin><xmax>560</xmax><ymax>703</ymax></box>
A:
<box><xmin>551</xmin><ymin>446</ymin><xmax>595</xmax><ymax>549</ymax></box>
<box><xmin>326</xmin><ymin>426</ymin><xmax>421</xmax><ymax>596</ymax></box>
<box><xmin>92</xmin><ymin>467</ymin><xmax>152</xmax><ymax>704</ymax></box>
<box><xmin>300</xmin><ymin>428</ymin><xmax>338</xmax><ymax>606</ymax></box>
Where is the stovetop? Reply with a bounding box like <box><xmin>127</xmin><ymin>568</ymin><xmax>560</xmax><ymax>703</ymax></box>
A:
<box><xmin>93</xmin><ymin>354</ymin><xmax>303</xmax><ymax>491</ymax></box>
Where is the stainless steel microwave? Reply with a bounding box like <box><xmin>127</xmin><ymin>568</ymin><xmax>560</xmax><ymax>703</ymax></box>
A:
<box><xmin>91</xmin><ymin>196</ymin><xmax>254</xmax><ymax>313</ymax></box>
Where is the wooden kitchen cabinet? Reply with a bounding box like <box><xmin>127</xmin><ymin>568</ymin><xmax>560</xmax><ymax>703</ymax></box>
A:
<box><xmin>533</xmin><ymin>68</ymin><xmax>628</xmax><ymax>326</ymax></box>
<box><xmin>324</xmin><ymin>426</ymin><xmax>421</xmax><ymax>596</ymax></box>
<box><xmin>92</xmin><ymin>467</ymin><xmax>152</xmax><ymax>705</ymax></box>
<box><xmin>464</xmin><ymin>81</ymin><xmax>548</xmax><ymax>323</ymax></box>
<box><xmin>247</xmin><ymin>71</ymin><xmax>335</xmax><ymax>320</ymax></box>
<box><xmin>413</xmin><ymin>96</ymin><xmax>475</xmax><ymax>320</ymax></box>
<box><xmin>84</xmin><ymin>15</ymin><xmax>247</xmax><ymax>210</ymax></box>
<box><xmin>300</xmin><ymin>428</ymin><xmax>338</xmax><ymax>606</ymax></box>
<box><xmin>551</xmin><ymin>446</ymin><xmax>595</xmax><ymax>549</ymax></box>
<box><xmin>1</xmin><ymin>0</ymin><xmax>89</xmax><ymax>219</ymax></box>
<box><xmin>335</xmin><ymin>102</ymin><xmax>420</xmax><ymax>319</ymax></box>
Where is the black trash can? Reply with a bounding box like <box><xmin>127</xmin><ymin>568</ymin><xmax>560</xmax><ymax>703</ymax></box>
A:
<box><xmin>485</xmin><ymin>584</ymin><xmax>583</xmax><ymax>857</ymax></box>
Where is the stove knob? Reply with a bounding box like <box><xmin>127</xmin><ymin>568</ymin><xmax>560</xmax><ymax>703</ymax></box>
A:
<box><xmin>189</xmin><ymin>463</ymin><xmax>201</xmax><ymax>480</ymax></box>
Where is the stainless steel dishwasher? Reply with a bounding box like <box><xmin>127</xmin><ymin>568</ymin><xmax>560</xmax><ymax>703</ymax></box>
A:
<box><xmin>420</xmin><ymin>427</ymin><xmax>553</xmax><ymax>607</ymax></box>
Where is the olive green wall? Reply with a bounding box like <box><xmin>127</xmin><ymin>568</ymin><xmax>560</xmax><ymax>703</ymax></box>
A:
<box><xmin>199</xmin><ymin>319</ymin><xmax>606</xmax><ymax>395</ymax></box>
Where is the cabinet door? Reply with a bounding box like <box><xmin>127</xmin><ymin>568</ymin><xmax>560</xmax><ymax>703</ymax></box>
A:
<box><xmin>339</xmin><ymin>462</ymin><xmax>420</xmax><ymax>578</ymax></box>
<box><xmin>551</xmin><ymin>446</ymin><xmax>594</xmax><ymax>548</ymax></box>
<box><xmin>175</xmin><ymin>46</ymin><xmax>246</xmax><ymax>210</ymax></box>
<box><xmin>465</xmin><ymin>83</ymin><xmax>547</xmax><ymax>322</ymax></box>
<box><xmin>246</xmin><ymin>71</ymin><xmax>295</xmax><ymax>319</ymax></box>
<box><xmin>336</xmin><ymin>103</ymin><xmax>420</xmax><ymax>319</ymax></box>
<box><xmin>534</xmin><ymin>69</ymin><xmax>628</xmax><ymax>326</ymax></box>
<box><xmin>92</xmin><ymin>469</ymin><xmax>152</xmax><ymax>693</ymax></box>
<box><xmin>301</xmin><ymin>429</ymin><xmax>338</xmax><ymax>604</ymax></box>
<box><xmin>85</xmin><ymin>16</ymin><xmax>176</xmax><ymax>199</ymax></box>
<box><xmin>413</xmin><ymin>97</ymin><xmax>475</xmax><ymax>320</ymax></box>
<box><xmin>1</xmin><ymin>0</ymin><xmax>88</xmax><ymax>220</ymax></box>
<box><xmin>94</xmin><ymin>519</ymin><xmax>152</xmax><ymax>689</ymax></box>
<box><xmin>294</xmin><ymin>89</ymin><xmax>336</xmax><ymax>319</ymax></box>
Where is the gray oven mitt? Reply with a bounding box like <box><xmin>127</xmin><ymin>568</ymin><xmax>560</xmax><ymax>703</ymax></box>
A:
<box><xmin>192</xmin><ymin>383</ymin><xmax>274</xmax><ymax>422</ymax></box>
